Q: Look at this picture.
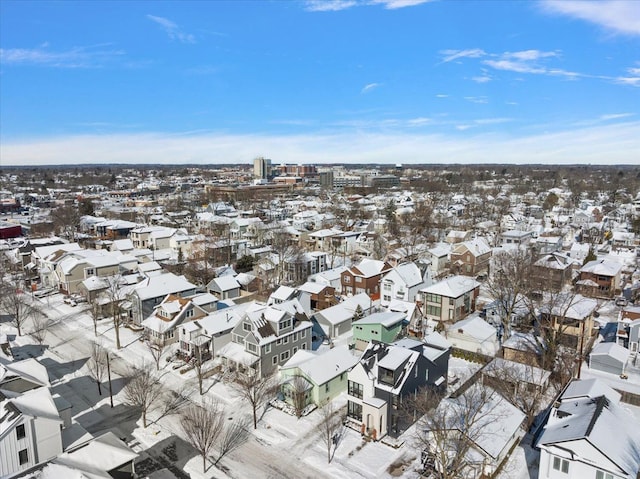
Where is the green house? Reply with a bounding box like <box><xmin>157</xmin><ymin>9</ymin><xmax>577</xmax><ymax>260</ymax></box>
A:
<box><xmin>352</xmin><ymin>311</ymin><xmax>407</xmax><ymax>351</ymax></box>
<box><xmin>279</xmin><ymin>345</ymin><xmax>358</xmax><ymax>412</ymax></box>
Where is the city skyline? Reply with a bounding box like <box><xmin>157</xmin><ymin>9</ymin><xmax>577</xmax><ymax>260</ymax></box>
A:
<box><xmin>1</xmin><ymin>0</ymin><xmax>639</xmax><ymax>166</ymax></box>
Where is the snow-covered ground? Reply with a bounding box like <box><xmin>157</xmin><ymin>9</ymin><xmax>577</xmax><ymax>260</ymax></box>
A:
<box><xmin>3</xmin><ymin>291</ymin><xmax>477</xmax><ymax>479</ymax></box>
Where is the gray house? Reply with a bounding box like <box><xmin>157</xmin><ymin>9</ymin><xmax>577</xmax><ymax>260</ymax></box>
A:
<box><xmin>346</xmin><ymin>333</ymin><xmax>451</xmax><ymax>439</ymax></box>
<box><xmin>128</xmin><ymin>272</ymin><xmax>198</xmax><ymax>325</ymax></box>
<box><xmin>219</xmin><ymin>299</ymin><xmax>313</xmax><ymax>378</ymax></box>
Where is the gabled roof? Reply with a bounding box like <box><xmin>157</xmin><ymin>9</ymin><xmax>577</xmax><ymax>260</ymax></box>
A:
<box><xmin>384</xmin><ymin>262</ymin><xmax>424</xmax><ymax>288</ymax></box>
<box><xmin>349</xmin><ymin>258</ymin><xmax>391</xmax><ymax>278</ymax></box>
<box><xmin>353</xmin><ymin>311</ymin><xmax>406</xmax><ymax>328</ymax></box>
<box><xmin>282</xmin><ymin>345</ymin><xmax>358</xmax><ymax>386</ymax></box>
<box><xmin>537</xmin><ymin>379</ymin><xmax>640</xmax><ymax>478</ymax></box>
<box><xmin>208</xmin><ymin>275</ymin><xmax>241</xmax><ymax>292</ymax></box>
<box><xmin>580</xmin><ymin>259</ymin><xmax>624</xmax><ymax>276</ymax></box>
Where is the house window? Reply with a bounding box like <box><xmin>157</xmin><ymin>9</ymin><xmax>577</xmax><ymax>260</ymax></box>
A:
<box><xmin>343</xmin><ymin>275</ymin><xmax>351</xmax><ymax>284</ymax></box>
<box><xmin>347</xmin><ymin>401</ymin><xmax>362</xmax><ymax>421</ymax></box>
<box><xmin>272</xmin><ymin>355</ymin><xmax>278</xmax><ymax>365</ymax></box>
<box><xmin>246</xmin><ymin>342</ymin><xmax>257</xmax><ymax>354</ymax></box>
<box><xmin>16</xmin><ymin>424</ymin><xmax>26</xmax><ymax>440</ymax></box>
<box><xmin>348</xmin><ymin>380</ymin><xmax>363</xmax><ymax>399</ymax></box>
<box><xmin>552</xmin><ymin>457</ymin><xmax>569</xmax><ymax>474</ymax></box>
<box><xmin>293</xmin><ymin>332</ymin><xmax>298</xmax><ymax>341</ymax></box>
<box><xmin>426</xmin><ymin>305</ymin><xmax>441</xmax><ymax>317</ymax></box>
<box><xmin>293</xmin><ymin>346</ymin><xmax>298</xmax><ymax>354</ymax></box>
<box><xmin>301</xmin><ymin>343</ymin><xmax>306</xmax><ymax>350</ymax></box>
<box><xmin>383</xmin><ymin>295</ymin><xmax>391</xmax><ymax>302</ymax></box>
<box><xmin>280</xmin><ymin>351</ymin><xmax>290</xmax><ymax>362</ymax></box>
<box><xmin>264</xmin><ymin>343</ymin><xmax>271</xmax><ymax>353</ymax></box>
<box><xmin>355</xmin><ymin>276</ymin><xmax>362</xmax><ymax>283</ymax></box>
<box><xmin>19</xmin><ymin>449</ymin><xmax>28</xmax><ymax>465</ymax></box>
<box><xmin>243</xmin><ymin>322</ymin><xmax>252</xmax><ymax>332</ymax></box>
<box><xmin>596</xmin><ymin>472</ymin><xmax>614</xmax><ymax>479</ymax></box>
<box><xmin>284</xmin><ymin>336</ymin><xmax>289</xmax><ymax>344</ymax></box>
<box><xmin>301</xmin><ymin>329</ymin><xmax>306</xmax><ymax>338</ymax></box>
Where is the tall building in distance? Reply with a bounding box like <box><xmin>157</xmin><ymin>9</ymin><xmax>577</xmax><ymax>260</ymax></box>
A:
<box><xmin>253</xmin><ymin>156</ymin><xmax>273</xmax><ymax>180</ymax></box>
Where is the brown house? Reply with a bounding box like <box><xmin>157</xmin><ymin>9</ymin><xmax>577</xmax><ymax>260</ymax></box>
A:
<box><xmin>298</xmin><ymin>282</ymin><xmax>337</xmax><ymax>311</ymax></box>
<box><xmin>576</xmin><ymin>259</ymin><xmax>623</xmax><ymax>299</ymax></box>
<box><xmin>449</xmin><ymin>238</ymin><xmax>492</xmax><ymax>277</ymax></box>
<box><xmin>532</xmin><ymin>253</ymin><xmax>580</xmax><ymax>292</ymax></box>
<box><xmin>341</xmin><ymin>258</ymin><xmax>392</xmax><ymax>300</ymax></box>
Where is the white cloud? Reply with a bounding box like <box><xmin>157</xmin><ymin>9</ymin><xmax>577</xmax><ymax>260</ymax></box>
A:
<box><xmin>614</xmin><ymin>66</ymin><xmax>640</xmax><ymax>86</ymax></box>
<box><xmin>435</xmin><ymin>94</ymin><xmax>449</xmax><ymax>98</ymax></box>
<box><xmin>370</xmin><ymin>0</ymin><xmax>433</xmax><ymax>9</ymax></box>
<box><xmin>472</xmin><ymin>75</ymin><xmax>492</xmax><ymax>83</ymax></box>
<box><xmin>361</xmin><ymin>82</ymin><xmax>382</xmax><ymax>93</ymax></box>
<box><xmin>539</xmin><ymin>0</ymin><xmax>640</xmax><ymax>36</ymax></box>
<box><xmin>305</xmin><ymin>0</ymin><xmax>431</xmax><ymax>11</ymax></box>
<box><xmin>4</xmin><ymin>121</ymin><xmax>637</xmax><ymax>166</ymax></box>
<box><xmin>464</xmin><ymin>96</ymin><xmax>489</xmax><ymax>104</ymax></box>
<box><xmin>600</xmin><ymin>113</ymin><xmax>634</xmax><ymax>121</ymax></box>
<box><xmin>0</xmin><ymin>44</ymin><xmax>124</xmax><ymax>68</ymax></box>
<box><xmin>147</xmin><ymin>15</ymin><xmax>196</xmax><ymax>43</ymax></box>
<box><xmin>439</xmin><ymin>48</ymin><xmax>486</xmax><ymax>63</ymax></box>
<box><xmin>305</xmin><ymin>0</ymin><xmax>357</xmax><ymax>11</ymax></box>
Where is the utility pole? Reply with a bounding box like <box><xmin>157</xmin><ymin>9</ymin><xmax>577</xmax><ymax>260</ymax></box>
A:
<box><xmin>106</xmin><ymin>352</ymin><xmax>114</xmax><ymax>408</ymax></box>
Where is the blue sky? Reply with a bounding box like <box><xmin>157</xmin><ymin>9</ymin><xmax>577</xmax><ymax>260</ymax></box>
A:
<box><xmin>1</xmin><ymin>0</ymin><xmax>639</xmax><ymax>166</ymax></box>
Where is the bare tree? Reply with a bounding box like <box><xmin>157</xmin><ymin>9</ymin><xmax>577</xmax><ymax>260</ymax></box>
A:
<box><xmin>180</xmin><ymin>400</ymin><xmax>225</xmax><ymax>472</ymax></box>
<box><xmin>230</xmin><ymin>371</ymin><xmax>279</xmax><ymax>429</ymax></box>
<box><xmin>410</xmin><ymin>385</ymin><xmax>502</xmax><ymax>479</ymax></box>
<box><xmin>88</xmin><ymin>300</ymin><xmax>102</xmax><ymax>337</ymax></box>
<box><xmin>123</xmin><ymin>362</ymin><xmax>164</xmax><ymax>428</ymax></box>
<box><xmin>146</xmin><ymin>325</ymin><xmax>168</xmax><ymax>371</ymax></box>
<box><xmin>287</xmin><ymin>375</ymin><xmax>311</xmax><ymax>418</ymax></box>
<box><xmin>0</xmin><ymin>278</ymin><xmax>42</xmax><ymax>336</ymax></box>
<box><xmin>192</xmin><ymin>343</ymin><xmax>213</xmax><ymax>396</ymax></box>
<box><xmin>484</xmin><ymin>248</ymin><xmax>534</xmax><ymax>340</ymax></box>
<box><xmin>317</xmin><ymin>401</ymin><xmax>344</xmax><ymax>464</ymax></box>
<box><xmin>270</xmin><ymin>228</ymin><xmax>301</xmax><ymax>287</ymax></box>
<box><xmin>50</xmin><ymin>203</ymin><xmax>81</xmax><ymax>242</ymax></box>
<box><xmin>101</xmin><ymin>275</ymin><xmax>125</xmax><ymax>349</ymax></box>
<box><xmin>29</xmin><ymin>313</ymin><xmax>50</xmax><ymax>345</ymax></box>
<box><xmin>87</xmin><ymin>342</ymin><xmax>109</xmax><ymax>396</ymax></box>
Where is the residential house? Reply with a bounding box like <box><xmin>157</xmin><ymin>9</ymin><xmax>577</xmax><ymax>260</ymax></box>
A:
<box><xmin>533</xmin><ymin>253</ymin><xmax>580</xmax><ymax>292</ymax></box>
<box><xmin>352</xmin><ymin>311</ymin><xmax>407</xmax><ymax>351</ymax></box>
<box><xmin>616</xmin><ymin>306</ymin><xmax>640</xmax><ymax>355</ymax></box>
<box><xmin>539</xmin><ymin>293</ymin><xmax>598</xmax><ymax>351</ymax></box>
<box><xmin>449</xmin><ymin>238</ymin><xmax>492</xmax><ymax>277</ymax></box>
<box><xmin>178</xmin><ymin>302</ymin><xmax>249</xmax><ymax>362</ymax></box>
<box><xmin>418</xmin><ymin>275</ymin><xmax>480</xmax><ymax>325</ymax></box>
<box><xmin>341</xmin><ymin>258</ymin><xmax>392</xmax><ymax>299</ymax></box>
<box><xmin>219</xmin><ymin>300</ymin><xmax>313</xmax><ymax>378</ymax></box>
<box><xmin>500</xmin><ymin>230</ymin><xmax>534</xmax><ymax>248</ymax></box>
<box><xmin>532</xmin><ymin>236</ymin><xmax>563</xmax><ymax>256</ymax></box>
<box><xmin>502</xmin><ymin>331</ymin><xmax>545</xmax><ymax>366</ymax></box>
<box><xmin>128</xmin><ymin>272</ymin><xmax>198</xmax><ymax>325</ymax></box>
<box><xmin>296</xmin><ymin>281</ymin><xmax>337</xmax><ymax>313</ymax></box>
<box><xmin>380</xmin><ymin>262</ymin><xmax>431</xmax><ymax>308</ymax></box>
<box><xmin>346</xmin><ymin>335</ymin><xmax>450</xmax><ymax>439</ymax></box>
<box><xmin>482</xmin><ymin>357</ymin><xmax>550</xmax><ymax>405</ymax></box>
<box><xmin>577</xmin><ymin>259</ymin><xmax>623</xmax><ymax>299</ymax></box>
<box><xmin>427</xmin><ymin>244</ymin><xmax>450</xmax><ymax>280</ymax></box>
<box><xmin>279</xmin><ymin>345</ymin><xmax>358</xmax><ymax>411</ymax></box>
<box><xmin>445</xmin><ymin>313</ymin><xmax>499</xmax><ymax>356</ymax></box>
<box><xmin>0</xmin><ymin>360</ymin><xmax>63</xmax><ymax>477</ymax></box>
<box><xmin>313</xmin><ymin>292</ymin><xmax>373</xmax><ymax>340</ymax></box>
<box><xmin>94</xmin><ymin>219</ymin><xmax>139</xmax><ymax>240</ymax></box>
<box><xmin>142</xmin><ymin>293</ymin><xmax>213</xmax><ymax>345</ymax></box>
<box><xmin>445</xmin><ymin>230</ymin><xmax>472</xmax><ymax>244</ymax></box>
<box><xmin>207</xmin><ymin>275</ymin><xmax>241</xmax><ymax>300</ymax></box>
<box><xmin>536</xmin><ymin>378</ymin><xmax>640</xmax><ymax>479</ymax></box>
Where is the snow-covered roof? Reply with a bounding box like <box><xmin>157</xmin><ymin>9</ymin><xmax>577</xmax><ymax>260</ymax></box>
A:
<box><xmin>537</xmin><ymin>379</ymin><xmax>640</xmax><ymax>477</ymax></box>
<box><xmin>209</xmin><ymin>275</ymin><xmax>241</xmax><ymax>292</ymax></box>
<box><xmin>297</xmin><ymin>281</ymin><xmax>328</xmax><ymax>295</ymax></box>
<box><xmin>446</xmin><ymin>314</ymin><xmax>496</xmax><ymax>342</ymax></box>
<box><xmin>350</xmin><ymin>258</ymin><xmax>389</xmax><ymax>278</ymax></box>
<box><xmin>580</xmin><ymin>259</ymin><xmax>624</xmax><ymax>276</ymax></box>
<box><xmin>353</xmin><ymin>311</ymin><xmax>406</xmax><ymax>328</ymax></box>
<box><xmin>133</xmin><ymin>272</ymin><xmax>196</xmax><ymax>301</ymax></box>
<box><xmin>420</xmin><ymin>275</ymin><xmax>480</xmax><ymax>298</ymax></box>
<box><xmin>282</xmin><ymin>345</ymin><xmax>358</xmax><ymax>386</ymax></box>
<box><xmin>53</xmin><ymin>431</ymin><xmax>137</xmax><ymax>474</ymax></box>
<box><xmin>590</xmin><ymin>341</ymin><xmax>630</xmax><ymax>364</ymax></box>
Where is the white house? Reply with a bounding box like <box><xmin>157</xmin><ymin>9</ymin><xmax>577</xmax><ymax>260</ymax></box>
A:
<box><xmin>380</xmin><ymin>262</ymin><xmax>431</xmax><ymax>308</ymax></box>
<box><xmin>445</xmin><ymin>313</ymin><xmax>499</xmax><ymax>356</ymax></box>
<box><xmin>536</xmin><ymin>378</ymin><xmax>640</xmax><ymax>479</ymax></box>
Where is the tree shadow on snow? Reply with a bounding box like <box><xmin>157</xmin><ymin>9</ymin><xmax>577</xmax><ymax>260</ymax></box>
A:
<box><xmin>10</xmin><ymin>344</ymin><xmax>48</xmax><ymax>360</ymax></box>
<box><xmin>75</xmin><ymin>402</ymin><xmax>141</xmax><ymax>442</ymax></box>
<box><xmin>142</xmin><ymin>436</ymin><xmax>198</xmax><ymax>479</ymax></box>
<box><xmin>40</xmin><ymin>356</ymin><xmax>89</xmax><ymax>380</ymax></box>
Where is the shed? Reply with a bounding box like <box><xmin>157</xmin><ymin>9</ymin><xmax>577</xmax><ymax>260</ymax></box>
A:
<box><xmin>589</xmin><ymin>342</ymin><xmax>629</xmax><ymax>376</ymax></box>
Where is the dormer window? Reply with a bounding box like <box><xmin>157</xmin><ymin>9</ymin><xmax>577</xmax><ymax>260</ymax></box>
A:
<box><xmin>379</xmin><ymin>366</ymin><xmax>395</xmax><ymax>386</ymax></box>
